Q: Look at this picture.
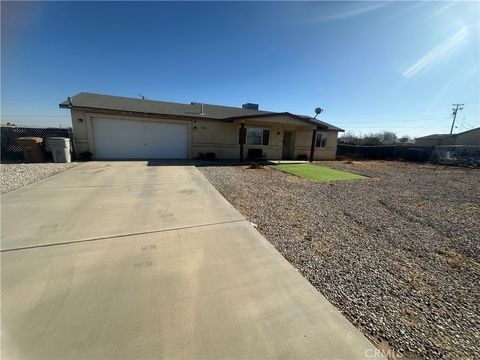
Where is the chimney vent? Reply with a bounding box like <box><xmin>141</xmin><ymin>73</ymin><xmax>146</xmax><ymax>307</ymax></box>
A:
<box><xmin>242</xmin><ymin>103</ymin><xmax>259</xmax><ymax>110</ymax></box>
<box><xmin>191</xmin><ymin>102</ymin><xmax>204</xmax><ymax>115</ymax></box>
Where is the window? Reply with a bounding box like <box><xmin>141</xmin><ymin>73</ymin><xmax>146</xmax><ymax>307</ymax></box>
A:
<box><xmin>316</xmin><ymin>133</ymin><xmax>327</xmax><ymax>148</ymax></box>
<box><xmin>246</xmin><ymin>128</ymin><xmax>270</xmax><ymax>145</ymax></box>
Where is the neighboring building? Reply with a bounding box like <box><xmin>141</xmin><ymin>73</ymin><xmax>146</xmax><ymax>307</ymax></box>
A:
<box><xmin>415</xmin><ymin>127</ymin><xmax>480</xmax><ymax>147</ymax></box>
<box><xmin>59</xmin><ymin>93</ymin><xmax>343</xmax><ymax>161</ymax></box>
<box><xmin>414</xmin><ymin>134</ymin><xmax>455</xmax><ymax>147</ymax></box>
<box><xmin>454</xmin><ymin>127</ymin><xmax>480</xmax><ymax>146</ymax></box>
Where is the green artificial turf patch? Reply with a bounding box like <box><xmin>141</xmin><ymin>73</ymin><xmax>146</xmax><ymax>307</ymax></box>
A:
<box><xmin>273</xmin><ymin>164</ymin><xmax>366</xmax><ymax>182</ymax></box>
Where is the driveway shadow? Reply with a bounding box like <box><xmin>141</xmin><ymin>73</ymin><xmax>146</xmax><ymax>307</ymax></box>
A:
<box><xmin>147</xmin><ymin>159</ymin><xmax>279</xmax><ymax>167</ymax></box>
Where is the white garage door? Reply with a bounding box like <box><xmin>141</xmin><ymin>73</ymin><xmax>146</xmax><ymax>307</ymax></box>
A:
<box><xmin>92</xmin><ymin>118</ymin><xmax>188</xmax><ymax>159</ymax></box>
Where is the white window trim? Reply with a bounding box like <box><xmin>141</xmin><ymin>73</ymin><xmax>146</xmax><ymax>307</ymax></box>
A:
<box><xmin>246</xmin><ymin>128</ymin><xmax>270</xmax><ymax>146</ymax></box>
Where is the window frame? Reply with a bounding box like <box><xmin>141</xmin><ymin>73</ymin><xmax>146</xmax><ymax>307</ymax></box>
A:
<box><xmin>246</xmin><ymin>128</ymin><xmax>270</xmax><ymax>146</ymax></box>
<box><xmin>315</xmin><ymin>133</ymin><xmax>327</xmax><ymax>148</ymax></box>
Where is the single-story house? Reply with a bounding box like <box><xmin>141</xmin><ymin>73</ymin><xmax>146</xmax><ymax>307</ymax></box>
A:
<box><xmin>59</xmin><ymin>93</ymin><xmax>344</xmax><ymax>161</ymax></box>
<box><xmin>415</xmin><ymin>127</ymin><xmax>480</xmax><ymax>147</ymax></box>
<box><xmin>414</xmin><ymin>134</ymin><xmax>455</xmax><ymax>147</ymax></box>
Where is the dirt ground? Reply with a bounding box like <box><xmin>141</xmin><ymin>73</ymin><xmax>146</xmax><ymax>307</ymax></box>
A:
<box><xmin>199</xmin><ymin>161</ymin><xmax>480</xmax><ymax>360</ymax></box>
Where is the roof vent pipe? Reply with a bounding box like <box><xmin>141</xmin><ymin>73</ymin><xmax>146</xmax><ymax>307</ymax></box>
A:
<box><xmin>191</xmin><ymin>102</ymin><xmax>204</xmax><ymax>115</ymax></box>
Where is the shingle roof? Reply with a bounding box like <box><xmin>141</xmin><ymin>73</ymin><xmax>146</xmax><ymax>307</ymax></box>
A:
<box><xmin>59</xmin><ymin>92</ymin><xmax>343</xmax><ymax>131</ymax></box>
<box><xmin>415</xmin><ymin>134</ymin><xmax>454</xmax><ymax>140</ymax></box>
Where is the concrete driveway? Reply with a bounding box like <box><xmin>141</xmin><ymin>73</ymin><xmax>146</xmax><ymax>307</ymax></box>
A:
<box><xmin>1</xmin><ymin>162</ymin><xmax>381</xmax><ymax>359</ymax></box>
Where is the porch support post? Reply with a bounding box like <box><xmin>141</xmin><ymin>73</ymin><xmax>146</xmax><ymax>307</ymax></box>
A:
<box><xmin>309</xmin><ymin>128</ymin><xmax>317</xmax><ymax>162</ymax></box>
<box><xmin>239</xmin><ymin>122</ymin><xmax>245</xmax><ymax>162</ymax></box>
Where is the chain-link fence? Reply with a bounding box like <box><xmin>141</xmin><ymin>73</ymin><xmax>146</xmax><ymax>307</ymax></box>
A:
<box><xmin>432</xmin><ymin>145</ymin><xmax>480</xmax><ymax>167</ymax></box>
<box><xmin>337</xmin><ymin>144</ymin><xmax>434</xmax><ymax>162</ymax></box>
<box><xmin>1</xmin><ymin>126</ymin><xmax>74</xmax><ymax>160</ymax></box>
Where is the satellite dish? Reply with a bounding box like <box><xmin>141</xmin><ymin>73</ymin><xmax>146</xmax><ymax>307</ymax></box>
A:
<box><xmin>314</xmin><ymin>107</ymin><xmax>324</xmax><ymax>119</ymax></box>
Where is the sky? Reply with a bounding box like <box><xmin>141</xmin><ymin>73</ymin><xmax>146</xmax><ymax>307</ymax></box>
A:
<box><xmin>1</xmin><ymin>1</ymin><xmax>479</xmax><ymax>137</ymax></box>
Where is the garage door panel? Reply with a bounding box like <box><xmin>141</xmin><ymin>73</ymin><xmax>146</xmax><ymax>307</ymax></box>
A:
<box><xmin>92</xmin><ymin>118</ymin><xmax>187</xmax><ymax>159</ymax></box>
<box><xmin>143</xmin><ymin>121</ymin><xmax>187</xmax><ymax>159</ymax></box>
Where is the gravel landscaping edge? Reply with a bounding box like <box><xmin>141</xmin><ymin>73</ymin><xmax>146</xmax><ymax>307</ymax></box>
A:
<box><xmin>1</xmin><ymin>162</ymin><xmax>80</xmax><ymax>193</ymax></box>
<box><xmin>199</xmin><ymin>161</ymin><xmax>479</xmax><ymax>360</ymax></box>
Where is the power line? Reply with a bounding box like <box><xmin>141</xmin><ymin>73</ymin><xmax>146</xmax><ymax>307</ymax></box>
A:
<box><xmin>346</xmin><ymin>119</ymin><xmax>453</xmax><ymax>135</ymax></box>
<box><xmin>454</xmin><ymin>117</ymin><xmax>479</xmax><ymax>132</ymax></box>
<box><xmin>347</xmin><ymin>117</ymin><xmax>446</xmax><ymax>126</ymax></box>
<box><xmin>338</xmin><ymin>118</ymin><xmax>448</xmax><ymax>128</ymax></box>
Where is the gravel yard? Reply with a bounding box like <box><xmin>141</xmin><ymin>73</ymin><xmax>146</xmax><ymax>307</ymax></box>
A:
<box><xmin>199</xmin><ymin>161</ymin><xmax>480</xmax><ymax>360</ymax></box>
<box><xmin>1</xmin><ymin>161</ymin><xmax>80</xmax><ymax>193</ymax></box>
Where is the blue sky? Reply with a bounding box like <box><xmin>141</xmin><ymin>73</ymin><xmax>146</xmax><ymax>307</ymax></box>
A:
<box><xmin>1</xmin><ymin>1</ymin><xmax>479</xmax><ymax>137</ymax></box>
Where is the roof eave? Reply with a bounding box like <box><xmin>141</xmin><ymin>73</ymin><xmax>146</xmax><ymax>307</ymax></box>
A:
<box><xmin>309</xmin><ymin>119</ymin><xmax>344</xmax><ymax>132</ymax></box>
<box><xmin>224</xmin><ymin>112</ymin><xmax>342</xmax><ymax>131</ymax></box>
<box><xmin>59</xmin><ymin>97</ymin><xmax>344</xmax><ymax>131</ymax></box>
<box><xmin>59</xmin><ymin>100</ymin><xmax>70</xmax><ymax>109</ymax></box>
<box><xmin>319</xmin><ymin>125</ymin><xmax>344</xmax><ymax>132</ymax></box>
<box><xmin>59</xmin><ymin>104</ymin><xmax>218</xmax><ymax>121</ymax></box>
<box><xmin>222</xmin><ymin>112</ymin><xmax>288</xmax><ymax>121</ymax></box>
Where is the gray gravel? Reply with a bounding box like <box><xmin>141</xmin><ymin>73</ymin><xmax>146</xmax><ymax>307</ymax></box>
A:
<box><xmin>1</xmin><ymin>161</ymin><xmax>80</xmax><ymax>193</ymax></box>
<box><xmin>199</xmin><ymin>161</ymin><xmax>480</xmax><ymax>360</ymax></box>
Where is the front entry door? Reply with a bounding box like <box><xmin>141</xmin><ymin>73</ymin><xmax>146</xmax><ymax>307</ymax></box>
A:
<box><xmin>282</xmin><ymin>132</ymin><xmax>292</xmax><ymax>159</ymax></box>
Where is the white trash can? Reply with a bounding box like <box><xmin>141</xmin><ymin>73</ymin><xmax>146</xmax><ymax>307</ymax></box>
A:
<box><xmin>47</xmin><ymin>137</ymin><xmax>71</xmax><ymax>163</ymax></box>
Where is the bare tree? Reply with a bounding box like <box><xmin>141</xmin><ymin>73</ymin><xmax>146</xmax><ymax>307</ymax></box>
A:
<box><xmin>339</xmin><ymin>131</ymin><xmax>405</xmax><ymax>145</ymax></box>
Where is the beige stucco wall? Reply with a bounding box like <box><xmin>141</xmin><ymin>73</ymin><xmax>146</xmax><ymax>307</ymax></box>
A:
<box><xmin>70</xmin><ymin>109</ymin><xmax>89</xmax><ymax>154</ymax></box>
<box><xmin>191</xmin><ymin>120</ymin><xmax>288</xmax><ymax>160</ymax></box>
<box><xmin>191</xmin><ymin>119</ymin><xmax>238</xmax><ymax>159</ymax></box>
<box><xmin>69</xmin><ymin>110</ymin><xmax>340</xmax><ymax>160</ymax></box>
<box><xmin>293</xmin><ymin>129</ymin><xmax>338</xmax><ymax>160</ymax></box>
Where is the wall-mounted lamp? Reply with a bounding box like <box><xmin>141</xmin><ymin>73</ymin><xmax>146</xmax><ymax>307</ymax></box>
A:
<box><xmin>78</xmin><ymin>118</ymin><xmax>83</xmax><ymax>123</ymax></box>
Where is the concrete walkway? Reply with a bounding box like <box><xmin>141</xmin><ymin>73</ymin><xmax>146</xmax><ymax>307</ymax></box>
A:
<box><xmin>1</xmin><ymin>162</ymin><xmax>381</xmax><ymax>359</ymax></box>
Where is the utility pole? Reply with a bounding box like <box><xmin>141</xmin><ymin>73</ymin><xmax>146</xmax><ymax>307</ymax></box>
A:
<box><xmin>450</xmin><ymin>104</ymin><xmax>464</xmax><ymax>134</ymax></box>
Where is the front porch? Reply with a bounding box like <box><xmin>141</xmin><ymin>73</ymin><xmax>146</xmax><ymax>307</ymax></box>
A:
<box><xmin>235</xmin><ymin>119</ymin><xmax>319</xmax><ymax>162</ymax></box>
<box><xmin>191</xmin><ymin>113</ymin><xmax>339</xmax><ymax>161</ymax></box>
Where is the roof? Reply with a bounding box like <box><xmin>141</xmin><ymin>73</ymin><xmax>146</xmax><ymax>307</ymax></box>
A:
<box><xmin>59</xmin><ymin>92</ymin><xmax>343</xmax><ymax>131</ymax></box>
<box><xmin>415</xmin><ymin>134</ymin><xmax>454</xmax><ymax>140</ymax></box>
<box><xmin>456</xmin><ymin>126</ymin><xmax>480</xmax><ymax>135</ymax></box>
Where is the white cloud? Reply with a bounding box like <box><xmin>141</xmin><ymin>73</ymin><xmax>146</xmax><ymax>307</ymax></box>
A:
<box><xmin>423</xmin><ymin>2</ymin><xmax>457</xmax><ymax>21</ymax></box>
<box><xmin>316</xmin><ymin>2</ymin><xmax>387</xmax><ymax>22</ymax></box>
<box><xmin>403</xmin><ymin>27</ymin><xmax>468</xmax><ymax>79</ymax></box>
